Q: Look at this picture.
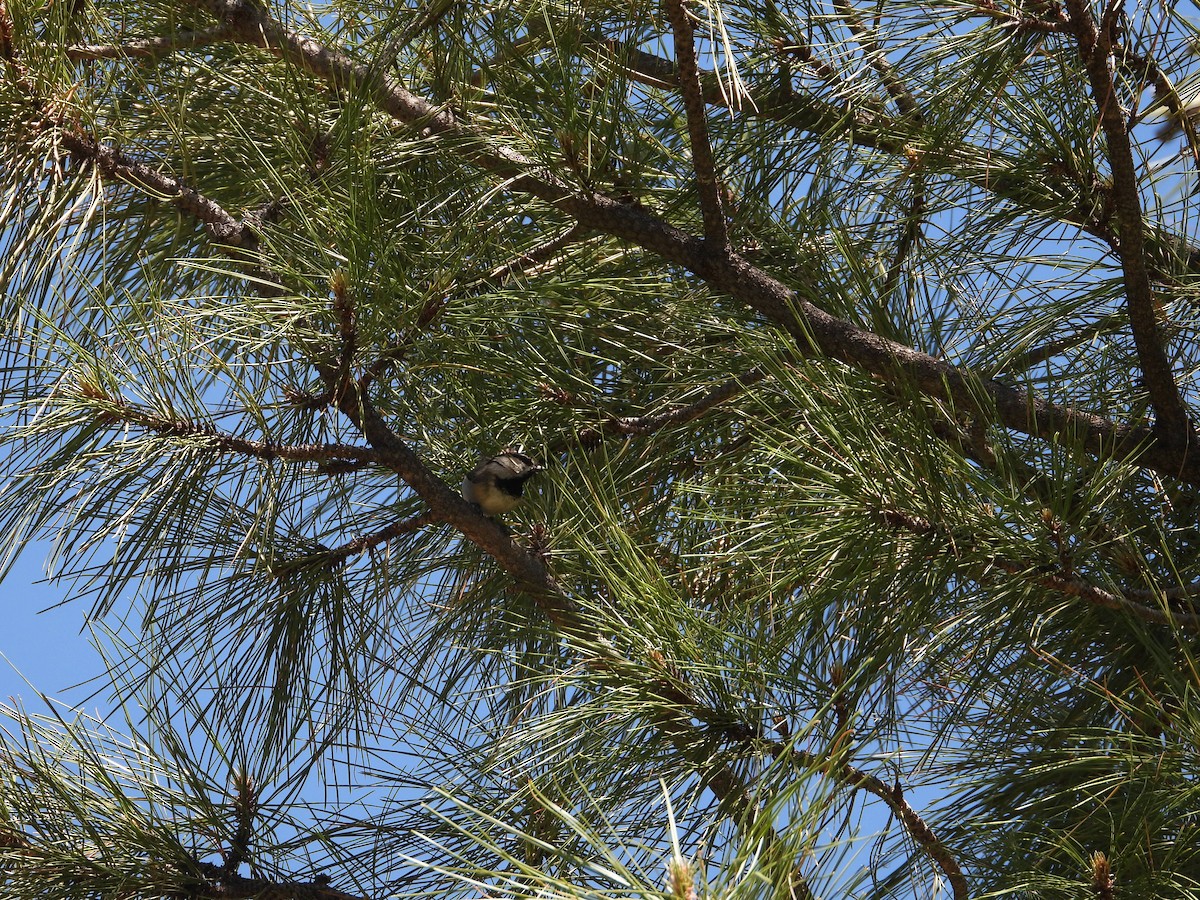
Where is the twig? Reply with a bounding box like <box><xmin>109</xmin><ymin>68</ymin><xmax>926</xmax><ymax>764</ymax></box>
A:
<box><xmin>195</xmin><ymin>861</ymin><xmax>362</xmax><ymax>900</ymax></box>
<box><xmin>0</xmin><ymin>826</ymin><xmax>365</xmax><ymax>900</ymax></box>
<box><xmin>1126</xmin><ymin>580</ymin><xmax>1200</xmax><ymax>603</ymax></box>
<box><xmin>663</xmin><ymin>0</ymin><xmax>729</xmax><ymax>249</ymax></box>
<box><xmin>78</xmin><ymin>390</ymin><xmax>384</xmax><ymax>467</ymax></box>
<box><xmin>773</xmin><ymin>38</ymin><xmax>841</xmax><ymax>83</ymax></box>
<box><xmin>60</xmin><ymin>25</ymin><xmax>232</xmax><ymax>60</ymax></box>
<box><xmin>998</xmin><ymin>310</ymin><xmax>1126</xmax><ymax>375</ymax></box>
<box><xmin>996</xmin><ymin>558</ymin><xmax>1200</xmax><ymax>628</ymax></box>
<box><xmin>700</xmin><ymin>708</ymin><xmax>967</xmax><ymax>896</ymax></box>
<box><xmin>57</xmin><ymin>129</ymin><xmax>258</xmax><ymax>251</ymax></box>
<box><xmin>221</xmin><ymin>771</ymin><xmax>255</xmax><ymax>875</ymax></box>
<box><xmin>296</xmin><ymin>271</ymin><xmax>358</xmax><ymax>408</ymax></box>
<box><xmin>358</xmin><ymin>224</ymin><xmax>588</xmax><ymax>391</ymax></box>
<box><xmin>603</xmin><ymin>37</ymin><xmax>1177</xmax><ymax>261</ymax></box>
<box><xmin>969</xmin><ymin>0</ymin><xmax>1070</xmax><ymax>34</ymax></box>
<box><xmin>880</xmin><ymin>174</ymin><xmax>925</xmax><ymax>305</ymax></box>
<box><xmin>879</xmin><ymin>506</ymin><xmax>1200</xmax><ymax>630</ymax></box>
<box><xmin>367</xmin><ymin>0</ymin><xmax>460</xmax><ymax>78</ymax></box>
<box><xmin>569</xmin><ymin>367</ymin><xmax>769</xmax><ymax>450</ymax></box>
<box><xmin>483</xmin><ymin>222</ymin><xmax>588</xmax><ymax>283</ymax></box>
<box><xmin>284</xmin><ymin>513</ymin><xmax>436</xmax><ymax>572</ymax></box>
<box><xmin>813</xmin><ymin>753</ymin><xmax>968</xmax><ymax>899</ymax></box>
<box><xmin>833</xmin><ymin>0</ymin><xmax>924</xmax><ymax>122</ymax></box>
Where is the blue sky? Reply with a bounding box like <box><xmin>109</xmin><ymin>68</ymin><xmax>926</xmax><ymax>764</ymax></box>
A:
<box><xmin>0</xmin><ymin>539</ymin><xmax>101</xmax><ymax>708</ymax></box>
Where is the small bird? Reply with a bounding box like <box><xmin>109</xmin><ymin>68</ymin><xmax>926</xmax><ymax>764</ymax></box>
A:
<box><xmin>461</xmin><ymin>449</ymin><xmax>543</xmax><ymax>515</ymax></box>
<box><xmin>1139</xmin><ymin>70</ymin><xmax>1200</xmax><ymax>141</ymax></box>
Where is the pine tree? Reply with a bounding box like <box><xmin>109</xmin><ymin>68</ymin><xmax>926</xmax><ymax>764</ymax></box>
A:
<box><xmin>2</xmin><ymin>0</ymin><xmax>1200</xmax><ymax>897</ymax></box>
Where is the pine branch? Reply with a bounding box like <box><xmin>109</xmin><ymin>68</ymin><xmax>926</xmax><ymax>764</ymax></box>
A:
<box><xmin>43</xmin><ymin>14</ymin><xmax>1198</xmax><ymax>623</ymax></box>
<box><xmin>1066</xmin><ymin>0</ymin><xmax>1194</xmax><ymax>450</ymax></box>
<box><xmin>602</xmin><ymin>36</ymin><xmax>1200</xmax><ymax>270</ymax></box>
<box><xmin>77</xmin><ymin>388</ymin><xmax>383</xmax><ymax>467</ymax></box>
<box><xmin>794</xmin><ymin>750</ymin><xmax>968</xmax><ymax>900</ymax></box>
<box><xmin>997</xmin><ymin>310</ymin><xmax>1127</xmax><ymax>374</ymax></box>
<box><xmin>280</xmin><ymin>513</ymin><xmax>437</xmax><ymax>572</ymax></box>
<box><xmin>0</xmin><ymin>828</ymin><xmax>366</xmax><ymax>900</ymax></box>
<box><xmin>569</xmin><ymin>367</ymin><xmax>769</xmax><ymax>450</ymax></box>
<box><xmin>294</xmin><ymin>270</ymin><xmax>358</xmax><ymax>408</ymax></box>
<box><xmin>879</xmin><ymin>507</ymin><xmax>1200</xmax><ymax>630</ymax></box>
<box><xmin>663</xmin><ymin>0</ymin><xmax>729</xmax><ymax>249</ymax></box>
<box><xmin>3</xmin><ymin>1</ymin><xmax>1198</xmax><ymax>895</ymax></box>
<box><xmin>879</xmin><ymin>173</ymin><xmax>926</xmax><ymax>309</ymax></box>
<box><xmin>58</xmin><ymin>129</ymin><xmax>259</xmax><ymax>251</ymax></box>
<box><xmin>772</xmin><ymin>36</ymin><xmax>841</xmax><ymax>83</ymax></box>
<box><xmin>832</xmin><ymin>0</ymin><xmax>925</xmax><ymax>122</ymax></box>
<box><xmin>193</xmin><ymin>861</ymin><xmax>363</xmax><ymax>900</ymax></box>
<box><xmin>967</xmin><ymin>0</ymin><xmax>1070</xmax><ymax>33</ymax></box>
<box><xmin>482</xmin><ymin>223</ymin><xmax>588</xmax><ymax>284</ymax></box>
<box><xmin>605</xmin><ymin>35</ymin><xmax>908</xmax><ymax>152</ymax></box>
<box><xmin>175</xmin><ymin>0</ymin><xmax>1200</xmax><ymax>485</ymax></box>
<box><xmin>322</xmin><ymin>385</ymin><xmax>823</xmax><ymax>893</ymax></box>
<box><xmin>58</xmin><ymin>25</ymin><xmax>232</xmax><ymax>60</ymax></box>
<box><xmin>673</xmin><ymin>685</ymin><xmax>967</xmax><ymax>896</ymax></box>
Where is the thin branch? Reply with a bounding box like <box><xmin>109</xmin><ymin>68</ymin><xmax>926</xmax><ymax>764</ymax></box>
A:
<box><xmin>696</xmin><ymin>700</ymin><xmax>967</xmax><ymax>896</ymax></box>
<box><xmin>80</xmin><ymin>391</ymin><xmax>384</xmax><ymax>467</ymax></box>
<box><xmin>1065</xmin><ymin>0</ymin><xmax>1193</xmax><ymax>450</ymax></box>
<box><xmin>359</xmin><ymin>224</ymin><xmax>589</xmax><ymax>390</ymax></box>
<box><xmin>1127</xmin><ymin>580</ymin><xmax>1200</xmax><ymax>603</ymax></box>
<box><xmin>994</xmin><ymin>558</ymin><xmax>1200</xmax><ymax>628</ymax></box>
<box><xmin>879</xmin><ymin>507</ymin><xmax>1200</xmax><ymax>630</ymax></box>
<box><xmin>569</xmin><ymin>367</ymin><xmax>769</xmax><ymax>450</ymax></box>
<box><xmin>879</xmin><ymin>174</ymin><xmax>926</xmax><ymax>307</ymax></box>
<box><xmin>221</xmin><ymin>771</ymin><xmax>255</xmax><ymax>875</ymax></box>
<box><xmin>997</xmin><ymin>310</ymin><xmax>1126</xmax><ymax>375</ymax></box>
<box><xmin>367</xmin><ymin>0</ymin><xmax>460</xmax><ymax>77</ymax></box>
<box><xmin>773</xmin><ymin>37</ymin><xmax>841</xmax><ymax>83</ymax></box>
<box><xmin>832</xmin><ymin>0</ymin><xmax>924</xmax><ymax>122</ymax></box>
<box><xmin>604</xmin><ymin>39</ymin><xmax>1151</xmax><ymax>254</ymax></box>
<box><xmin>59</xmin><ymin>25</ymin><xmax>232</xmax><ymax>60</ymax></box>
<box><xmin>194</xmin><ymin>861</ymin><xmax>363</xmax><ymax>900</ymax></box>
<box><xmin>0</xmin><ymin>828</ymin><xmax>366</xmax><ymax>900</ymax></box>
<box><xmin>482</xmin><ymin>222</ymin><xmax>588</xmax><ymax>283</ymax></box>
<box><xmin>57</xmin><ymin>129</ymin><xmax>259</xmax><ymax>251</ymax></box>
<box><xmin>814</xmin><ymin>754</ymin><xmax>968</xmax><ymax>899</ymax></box>
<box><xmin>968</xmin><ymin>0</ymin><xmax>1070</xmax><ymax>34</ymax></box>
<box><xmin>663</xmin><ymin>0</ymin><xmax>729</xmax><ymax>249</ymax></box>
<box><xmin>294</xmin><ymin>271</ymin><xmax>359</xmax><ymax>408</ymax></box>
<box><xmin>920</xmin><ymin>398</ymin><xmax>1155</xmax><ymax>585</ymax></box>
<box><xmin>282</xmin><ymin>512</ymin><xmax>436</xmax><ymax>572</ymax></box>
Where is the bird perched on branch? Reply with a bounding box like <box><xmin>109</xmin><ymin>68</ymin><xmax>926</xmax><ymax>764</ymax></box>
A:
<box><xmin>462</xmin><ymin>449</ymin><xmax>543</xmax><ymax>515</ymax></box>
